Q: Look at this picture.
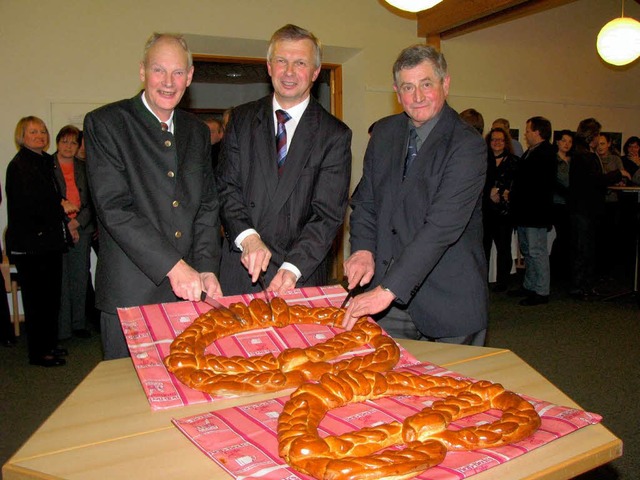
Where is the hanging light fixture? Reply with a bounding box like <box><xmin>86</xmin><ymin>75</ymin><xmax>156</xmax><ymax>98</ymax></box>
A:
<box><xmin>596</xmin><ymin>0</ymin><xmax>640</xmax><ymax>66</ymax></box>
<box><xmin>384</xmin><ymin>0</ymin><xmax>444</xmax><ymax>13</ymax></box>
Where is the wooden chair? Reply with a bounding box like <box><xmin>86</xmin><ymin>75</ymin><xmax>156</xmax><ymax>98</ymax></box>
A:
<box><xmin>1</xmin><ymin>252</ymin><xmax>22</xmax><ymax>336</ymax></box>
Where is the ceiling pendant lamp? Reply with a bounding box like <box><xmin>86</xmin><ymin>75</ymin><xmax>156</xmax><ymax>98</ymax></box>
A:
<box><xmin>596</xmin><ymin>0</ymin><xmax>640</xmax><ymax>66</ymax></box>
<box><xmin>384</xmin><ymin>0</ymin><xmax>444</xmax><ymax>13</ymax></box>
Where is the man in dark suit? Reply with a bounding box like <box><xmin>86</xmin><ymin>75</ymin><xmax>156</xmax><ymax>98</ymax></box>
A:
<box><xmin>84</xmin><ymin>33</ymin><xmax>221</xmax><ymax>359</ymax></box>
<box><xmin>217</xmin><ymin>24</ymin><xmax>352</xmax><ymax>295</ymax></box>
<box><xmin>342</xmin><ymin>45</ymin><xmax>488</xmax><ymax>345</ymax></box>
<box><xmin>508</xmin><ymin>116</ymin><xmax>556</xmax><ymax>306</ymax></box>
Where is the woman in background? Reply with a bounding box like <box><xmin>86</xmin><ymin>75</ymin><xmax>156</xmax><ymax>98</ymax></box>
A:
<box><xmin>53</xmin><ymin>125</ymin><xmax>96</xmax><ymax>340</ymax></box>
<box><xmin>483</xmin><ymin>127</ymin><xmax>518</xmax><ymax>292</ymax></box>
<box><xmin>5</xmin><ymin>116</ymin><xmax>75</xmax><ymax>366</ymax></box>
<box><xmin>622</xmin><ymin>136</ymin><xmax>640</xmax><ymax>179</ymax></box>
<box><xmin>550</xmin><ymin>130</ymin><xmax>573</xmax><ymax>280</ymax></box>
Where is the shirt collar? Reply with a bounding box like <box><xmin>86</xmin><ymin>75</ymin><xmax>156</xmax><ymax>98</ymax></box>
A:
<box><xmin>141</xmin><ymin>92</ymin><xmax>175</xmax><ymax>133</ymax></box>
<box><xmin>272</xmin><ymin>95</ymin><xmax>310</xmax><ymax>124</ymax></box>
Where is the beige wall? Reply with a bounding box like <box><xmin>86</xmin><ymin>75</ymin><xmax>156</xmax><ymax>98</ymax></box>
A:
<box><xmin>443</xmin><ymin>0</ymin><xmax>640</xmax><ymax>143</ymax></box>
<box><xmin>1</xmin><ymin>0</ymin><xmax>638</xmax><ymax>238</ymax></box>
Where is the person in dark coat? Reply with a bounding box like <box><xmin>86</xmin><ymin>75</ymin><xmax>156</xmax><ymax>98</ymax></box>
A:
<box><xmin>5</xmin><ymin>116</ymin><xmax>74</xmax><ymax>366</ymax></box>
<box><xmin>342</xmin><ymin>44</ymin><xmax>488</xmax><ymax>345</ymax></box>
<box><xmin>509</xmin><ymin>116</ymin><xmax>556</xmax><ymax>306</ymax></box>
<box><xmin>84</xmin><ymin>33</ymin><xmax>221</xmax><ymax>359</ymax></box>
<box><xmin>217</xmin><ymin>25</ymin><xmax>352</xmax><ymax>296</ymax></box>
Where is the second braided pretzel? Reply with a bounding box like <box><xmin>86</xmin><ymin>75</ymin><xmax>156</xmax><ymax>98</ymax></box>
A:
<box><xmin>278</xmin><ymin>369</ymin><xmax>541</xmax><ymax>480</ymax></box>
<box><xmin>164</xmin><ymin>297</ymin><xmax>400</xmax><ymax>395</ymax></box>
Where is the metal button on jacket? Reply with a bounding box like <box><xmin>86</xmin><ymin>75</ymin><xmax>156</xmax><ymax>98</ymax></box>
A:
<box><xmin>164</xmin><ymin>140</ymin><xmax>172</xmax><ymax>147</ymax></box>
<box><xmin>172</xmin><ymin>200</ymin><xmax>179</xmax><ymax>208</ymax></box>
<box><xmin>167</xmin><ymin>171</ymin><xmax>175</xmax><ymax>178</ymax></box>
<box><xmin>174</xmin><ymin>231</ymin><xmax>182</xmax><ymax>238</ymax></box>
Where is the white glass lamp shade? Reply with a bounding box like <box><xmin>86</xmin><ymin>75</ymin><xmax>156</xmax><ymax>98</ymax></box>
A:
<box><xmin>596</xmin><ymin>17</ymin><xmax>640</xmax><ymax>66</ymax></box>
<box><xmin>385</xmin><ymin>0</ymin><xmax>444</xmax><ymax>13</ymax></box>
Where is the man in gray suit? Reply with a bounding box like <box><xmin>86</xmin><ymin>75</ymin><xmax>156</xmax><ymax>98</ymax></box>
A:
<box><xmin>84</xmin><ymin>33</ymin><xmax>221</xmax><ymax>359</ymax></box>
<box><xmin>217</xmin><ymin>24</ymin><xmax>352</xmax><ymax>295</ymax></box>
<box><xmin>342</xmin><ymin>45</ymin><xmax>488</xmax><ymax>345</ymax></box>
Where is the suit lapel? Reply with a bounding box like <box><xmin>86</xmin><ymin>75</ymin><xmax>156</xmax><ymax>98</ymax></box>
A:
<box><xmin>253</xmin><ymin>99</ymin><xmax>279</xmax><ymax>200</ymax></box>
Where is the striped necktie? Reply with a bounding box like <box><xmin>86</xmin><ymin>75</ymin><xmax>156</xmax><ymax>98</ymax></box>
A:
<box><xmin>403</xmin><ymin>128</ymin><xmax>418</xmax><ymax>180</ymax></box>
<box><xmin>275</xmin><ymin>109</ymin><xmax>291</xmax><ymax>171</ymax></box>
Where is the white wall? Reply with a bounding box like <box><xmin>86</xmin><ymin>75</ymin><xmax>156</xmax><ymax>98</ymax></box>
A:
<box><xmin>1</xmin><ymin>0</ymin><xmax>638</xmax><ymax>240</ymax></box>
<box><xmin>443</xmin><ymin>0</ymin><xmax>640</xmax><ymax>140</ymax></box>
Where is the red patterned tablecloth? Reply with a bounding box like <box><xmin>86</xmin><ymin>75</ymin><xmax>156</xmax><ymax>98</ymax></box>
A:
<box><xmin>117</xmin><ymin>285</ymin><xmax>421</xmax><ymax>410</ymax></box>
<box><xmin>118</xmin><ymin>286</ymin><xmax>602</xmax><ymax>479</ymax></box>
<box><xmin>172</xmin><ymin>361</ymin><xmax>601</xmax><ymax>480</ymax></box>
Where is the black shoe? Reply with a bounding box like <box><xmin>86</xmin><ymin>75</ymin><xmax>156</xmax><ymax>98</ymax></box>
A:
<box><xmin>30</xmin><ymin>356</ymin><xmax>66</xmax><ymax>367</ymax></box>
<box><xmin>491</xmin><ymin>283</ymin><xmax>507</xmax><ymax>293</ymax></box>
<box><xmin>519</xmin><ymin>294</ymin><xmax>549</xmax><ymax>306</ymax></box>
<box><xmin>1</xmin><ymin>338</ymin><xmax>17</xmax><ymax>347</ymax></box>
<box><xmin>508</xmin><ymin>287</ymin><xmax>535</xmax><ymax>298</ymax></box>
<box><xmin>72</xmin><ymin>329</ymin><xmax>92</xmax><ymax>339</ymax></box>
<box><xmin>50</xmin><ymin>347</ymin><xmax>69</xmax><ymax>357</ymax></box>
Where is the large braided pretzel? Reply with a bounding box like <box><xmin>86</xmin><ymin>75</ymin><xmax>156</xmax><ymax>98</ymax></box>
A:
<box><xmin>278</xmin><ymin>369</ymin><xmax>541</xmax><ymax>480</ymax></box>
<box><xmin>164</xmin><ymin>297</ymin><xmax>400</xmax><ymax>395</ymax></box>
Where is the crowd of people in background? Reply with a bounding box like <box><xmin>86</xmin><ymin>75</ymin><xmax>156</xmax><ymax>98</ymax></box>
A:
<box><xmin>461</xmin><ymin>110</ymin><xmax>640</xmax><ymax>307</ymax></box>
<box><xmin>2</xmin><ymin>26</ymin><xmax>639</xmax><ymax>366</ymax></box>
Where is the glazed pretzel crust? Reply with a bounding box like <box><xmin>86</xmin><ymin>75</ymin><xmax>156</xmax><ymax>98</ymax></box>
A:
<box><xmin>163</xmin><ymin>297</ymin><xmax>400</xmax><ymax>395</ymax></box>
<box><xmin>278</xmin><ymin>369</ymin><xmax>541</xmax><ymax>480</ymax></box>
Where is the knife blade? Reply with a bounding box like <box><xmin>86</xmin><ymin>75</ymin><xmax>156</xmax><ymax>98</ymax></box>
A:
<box><xmin>340</xmin><ymin>285</ymin><xmax>365</xmax><ymax>309</ymax></box>
<box><xmin>257</xmin><ymin>272</ymin><xmax>271</xmax><ymax>304</ymax></box>
<box><xmin>340</xmin><ymin>289</ymin><xmax>355</xmax><ymax>309</ymax></box>
<box><xmin>200</xmin><ymin>291</ymin><xmax>246</xmax><ymax>325</ymax></box>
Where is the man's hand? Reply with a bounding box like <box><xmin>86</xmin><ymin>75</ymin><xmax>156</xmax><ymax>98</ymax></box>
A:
<box><xmin>240</xmin><ymin>234</ymin><xmax>271</xmax><ymax>283</ymax></box>
<box><xmin>61</xmin><ymin>199</ymin><xmax>79</xmax><ymax>215</ymax></box>
<box><xmin>343</xmin><ymin>250</ymin><xmax>375</xmax><ymax>290</ymax></box>
<box><xmin>67</xmin><ymin>218</ymin><xmax>80</xmax><ymax>244</ymax></box>
<box><xmin>167</xmin><ymin>259</ymin><xmax>205</xmax><ymax>302</ymax></box>
<box><xmin>268</xmin><ymin>268</ymin><xmax>297</xmax><ymax>295</ymax></box>
<box><xmin>341</xmin><ymin>286</ymin><xmax>396</xmax><ymax>330</ymax></box>
<box><xmin>200</xmin><ymin>271</ymin><xmax>223</xmax><ymax>298</ymax></box>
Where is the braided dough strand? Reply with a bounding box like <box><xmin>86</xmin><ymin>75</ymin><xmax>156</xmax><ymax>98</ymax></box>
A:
<box><xmin>163</xmin><ymin>297</ymin><xmax>400</xmax><ymax>396</ymax></box>
<box><xmin>278</xmin><ymin>369</ymin><xmax>541</xmax><ymax>480</ymax></box>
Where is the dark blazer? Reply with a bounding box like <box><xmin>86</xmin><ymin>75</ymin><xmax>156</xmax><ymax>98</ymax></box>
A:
<box><xmin>84</xmin><ymin>94</ymin><xmax>220</xmax><ymax>313</ymax></box>
<box><xmin>217</xmin><ymin>95</ymin><xmax>352</xmax><ymax>295</ymax></box>
<box><xmin>349</xmin><ymin>103</ymin><xmax>488</xmax><ymax>338</ymax></box>
<box><xmin>53</xmin><ymin>156</ymin><xmax>96</xmax><ymax>234</ymax></box>
<box><xmin>569</xmin><ymin>146</ymin><xmax>622</xmax><ymax>217</ymax></box>
<box><xmin>509</xmin><ymin>141</ymin><xmax>556</xmax><ymax>228</ymax></box>
<box><xmin>5</xmin><ymin>147</ymin><xmax>67</xmax><ymax>256</ymax></box>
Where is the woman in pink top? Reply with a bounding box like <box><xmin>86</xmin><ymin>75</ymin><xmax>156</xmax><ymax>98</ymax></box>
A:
<box><xmin>53</xmin><ymin>125</ymin><xmax>96</xmax><ymax>341</ymax></box>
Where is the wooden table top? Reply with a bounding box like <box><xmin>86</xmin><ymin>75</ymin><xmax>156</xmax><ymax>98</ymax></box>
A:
<box><xmin>2</xmin><ymin>340</ymin><xmax>622</xmax><ymax>480</ymax></box>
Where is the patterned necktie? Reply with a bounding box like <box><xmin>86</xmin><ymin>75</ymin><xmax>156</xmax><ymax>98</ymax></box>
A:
<box><xmin>403</xmin><ymin>128</ymin><xmax>418</xmax><ymax>180</ymax></box>
<box><xmin>275</xmin><ymin>109</ymin><xmax>291</xmax><ymax>171</ymax></box>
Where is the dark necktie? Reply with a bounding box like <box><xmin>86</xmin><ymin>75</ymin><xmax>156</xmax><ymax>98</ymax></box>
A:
<box><xmin>275</xmin><ymin>109</ymin><xmax>291</xmax><ymax>171</ymax></box>
<box><xmin>403</xmin><ymin>128</ymin><xmax>418</xmax><ymax>180</ymax></box>
<box><xmin>160</xmin><ymin>122</ymin><xmax>169</xmax><ymax>132</ymax></box>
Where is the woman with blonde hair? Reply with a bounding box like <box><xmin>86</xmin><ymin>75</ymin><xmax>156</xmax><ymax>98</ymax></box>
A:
<box><xmin>5</xmin><ymin>116</ymin><xmax>75</xmax><ymax>366</ymax></box>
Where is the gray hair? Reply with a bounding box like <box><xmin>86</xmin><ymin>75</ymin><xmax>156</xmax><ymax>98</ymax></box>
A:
<box><xmin>142</xmin><ymin>32</ymin><xmax>193</xmax><ymax>70</ymax></box>
<box><xmin>393</xmin><ymin>44</ymin><xmax>448</xmax><ymax>85</ymax></box>
<box><xmin>267</xmin><ymin>24</ymin><xmax>322</xmax><ymax>69</ymax></box>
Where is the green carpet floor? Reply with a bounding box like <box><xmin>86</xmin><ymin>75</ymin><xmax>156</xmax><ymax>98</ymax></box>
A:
<box><xmin>1</xmin><ymin>278</ymin><xmax>638</xmax><ymax>479</ymax></box>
